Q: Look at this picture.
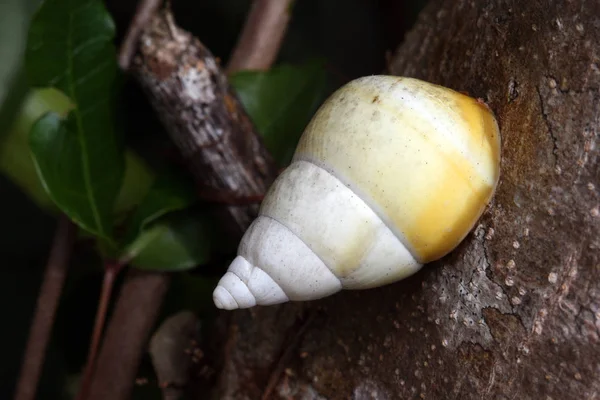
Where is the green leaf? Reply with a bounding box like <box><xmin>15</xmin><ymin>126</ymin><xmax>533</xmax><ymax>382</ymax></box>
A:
<box><xmin>25</xmin><ymin>0</ymin><xmax>124</xmax><ymax>242</ymax></box>
<box><xmin>113</xmin><ymin>151</ymin><xmax>155</xmax><ymax>220</ymax></box>
<box><xmin>125</xmin><ymin>212</ymin><xmax>212</xmax><ymax>272</ymax></box>
<box><xmin>118</xmin><ymin>171</ymin><xmax>202</xmax><ymax>271</ymax></box>
<box><xmin>25</xmin><ymin>0</ymin><xmax>117</xmax><ymax>91</ymax></box>
<box><xmin>1</xmin><ymin>88</ymin><xmax>72</xmax><ymax>211</ymax></box>
<box><xmin>1</xmin><ymin>89</ymin><xmax>155</xmax><ymax>218</ymax></box>
<box><xmin>1</xmin><ymin>88</ymin><xmax>154</xmax><ymax>218</ymax></box>
<box><xmin>121</xmin><ymin>171</ymin><xmax>197</xmax><ymax>246</ymax></box>
<box><xmin>230</xmin><ymin>60</ymin><xmax>327</xmax><ymax>165</ymax></box>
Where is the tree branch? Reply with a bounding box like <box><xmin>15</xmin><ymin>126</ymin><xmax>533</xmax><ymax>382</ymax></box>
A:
<box><xmin>132</xmin><ymin>9</ymin><xmax>279</xmax><ymax>236</ymax></box>
<box><xmin>226</xmin><ymin>0</ymin><xmax>295</xmax><ymax>74</ymax></box>
<box><xmin>85</xmin><ymin>6</ymin><xmax>281</xmax><ymax>400</ymax></box>
<box><xmin>75</xmin><ymin>261</ymin><xmax>125</xmax><ymax>400</ymax></box>
<box><xmin>87</xmin><ymin>270</ymin><xmax>171</xmax><ymax>400</ymax></box>
<box><xmin>14</xmin><ymin>216</ymin><xmax>76</xmax><ymax>400</ymax></box>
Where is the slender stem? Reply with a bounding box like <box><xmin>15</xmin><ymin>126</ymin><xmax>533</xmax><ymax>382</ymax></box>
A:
<box><xmin>226</xmin><ymin>0</ymin><xmax>296</xmax><ymax>74</ymax></box>
<box><xmin>81</xmin><ymin>3</ymin><xmax>288</xmax><ymax>397</ymax></box>
<box><xmin>86</xmin><ymin>270</ymin><xmax>171</xmax><ymax>400</ymax></box>
<box><xmin>75</xmin><ymin>261</ymin><xmax>124</xmax><ymax>400</ymax></box>
<box><xmin>14</xmin><ymin>216</ymin><xmax>76</xmax><ymax>400</ymax></box>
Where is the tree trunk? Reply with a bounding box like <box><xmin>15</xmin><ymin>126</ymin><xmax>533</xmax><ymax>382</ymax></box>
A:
<box><xmin>211</xmin><ymin>0</ymin><xmax>600</xmax><ymax>398</ymax></box>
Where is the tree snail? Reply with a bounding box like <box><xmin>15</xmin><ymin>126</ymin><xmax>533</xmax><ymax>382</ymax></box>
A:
<box><xmin>213</xmin><ymin>75</ymin><xmax>501</xmax><ymax>310</ymax></box>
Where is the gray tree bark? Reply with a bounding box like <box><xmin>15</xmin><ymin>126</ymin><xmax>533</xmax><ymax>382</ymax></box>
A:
<box><xmin>211</xmin><ymin>0</ymin><xmax>600</xmax><ymax>399</ymax></box>
<box><xmin>87</xmin><ymin>10</ymin><xmax>279</xmax><ymax>400</ymax></box>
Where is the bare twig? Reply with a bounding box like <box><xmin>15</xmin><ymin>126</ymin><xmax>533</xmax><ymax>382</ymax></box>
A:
<box><xmin>75</xmin><ymin>262</ymin><xmax>125</xmax><ymax>400</ymax></box>
<box><xmin>118</xmin><ymin>0</ymin><xmax>163</xmax><ymax>70</ymax></box>
<box><xmin>87</xmin><ymin>270</ymin><xmax>171</xmax><ymax>400</ymax></box>
<box><xmin>14</xmin><ymin>216</ymin><xmax>76</xmax><ymax>400</ymax></box>
<box><xmin>84</xmin><ymin>8</ymin><xmax>281</xmax><ymax>400</ymax></box>
<box><xmin>132</xmin><ymin>10</ymin><xmax>279</xmax><ymax>236</ymax></box>
<box><xmin>226</xmin><ymin>0</ymin><xmax>296</xmax><ymax>74</ymax></box>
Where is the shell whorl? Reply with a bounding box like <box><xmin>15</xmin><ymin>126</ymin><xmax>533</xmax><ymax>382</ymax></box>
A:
<box><xmin>213</xmin><ymin>75</ymin><xmax>501</xmax><ymax>310</ymax></box>
<box><xmin>213</xmin><ymin>213</ymin><xmax>345</xmax><ymax>309</ymax></box>
<box><xmin>213</xmin><ymin>160</ymin><xmax>421</xmax><ymax>309</ymax></box>
<box><xmin>294</xmin><ymin>75</ymin><xmax>500</xmax><ymax>263</ymax></box>
<box><xmin>213</xmin><ymin>256</ymin><xmax>288</xmax><ymax>310</ymax></box>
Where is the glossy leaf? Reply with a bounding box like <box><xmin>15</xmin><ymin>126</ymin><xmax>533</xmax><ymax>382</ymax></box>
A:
<box><xmin>121</xmin><ymin>171</ymin><xmax>196</xmax><ymax>246</ymax></box>
<box><xmin>113</xmin><ymin>151</ymin><xmax>155</xmax><ymax>222</ymax></box>
<box><xmin>1</xmin><ymin>88</ymin><xmax>72</xmax><ymax>211</ymax></box>
<box><xmin>1</xmin><ymin>88</ymin><xmax>156</xmax><ymax>218</ymax></box>
<box><xmin>230</xmin><ymin>61</ymin><xmax>327</xmax><ymax>165</ymax></box>
<box><xmin>25</xmin><ymin>0</ymin><xmax>124</xmax><ymax>242</ymax></box>
<box><xmin>126</xmin><ymin>212</ymin><xmax>212</xmax><ymax>272</ymax></box>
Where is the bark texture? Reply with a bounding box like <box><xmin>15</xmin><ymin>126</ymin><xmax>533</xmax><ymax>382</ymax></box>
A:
<box><xmin>87</xmin><ymin>9</ymin><xmax>280</xmax><ymax>400</ymax></box>
<box><xmin>132</xmin><ymin>10</ymin><xmax>278</xmax><ymax>238</ymax></box>
<box><xmin>212</xmin><ymin>0</ymin><xmax>600</xmax><ymax>399</ymax></box>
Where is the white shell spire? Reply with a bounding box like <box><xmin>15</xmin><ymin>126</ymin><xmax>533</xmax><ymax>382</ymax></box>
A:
<box><xmin>213</xmin><ymin>76</ymin><xmax>501</xmax><ymax>310</ymax></box>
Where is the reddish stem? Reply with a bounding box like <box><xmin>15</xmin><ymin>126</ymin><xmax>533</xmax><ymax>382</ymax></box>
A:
<box><xmin>75</xmin><ymin>261</ymin><xmax>125</xmax><ymax>400</ymax></box>
<box><xmin>14</xmin><ymin>216</ymin><xmax>76</xmax><ymax>400</ymax></box>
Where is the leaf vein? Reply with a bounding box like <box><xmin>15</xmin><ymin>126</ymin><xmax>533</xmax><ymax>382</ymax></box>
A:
<box><xmin>66</xmin><ymin>6</ymin><xmax>105</xmax><ymax>236</ymax></box>
<box><xmin>74</xmin><ymin>60</ymin><xmax>112</xmax><ymax>87</ymax></box>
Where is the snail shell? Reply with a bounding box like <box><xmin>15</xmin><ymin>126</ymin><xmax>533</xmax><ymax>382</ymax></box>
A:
<box><xmin>213</xmin><ymin>75</ymin><xmax>501</xmax><ymax>310</ymax></box>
